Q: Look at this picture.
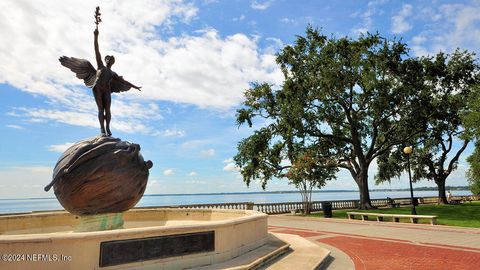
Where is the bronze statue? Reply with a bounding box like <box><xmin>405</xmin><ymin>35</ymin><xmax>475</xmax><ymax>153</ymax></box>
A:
<box><xmin>59</xmin><ymin>7</ymin><xmax>141</xmax><ymax>136</ymax></box>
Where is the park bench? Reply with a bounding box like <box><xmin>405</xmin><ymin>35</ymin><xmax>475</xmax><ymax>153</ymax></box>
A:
<box><xmin>387</xmin><ymin>202</ymin><xmax>400</xmax><ymax>208</ymax></box>
<box><xmin>347</xmin><ymin>212</ymin><xmax>438</xmax><ymax>225</ymax></box>
<box><xmin>448</xmin><ymin>196</ymin><xmax>467</xmax><ymax>204</ymax></box>
<box><xmin>386</xmin><ymin>197</ymin><xmax>400</xmax><ymax>208</ymax></box>
<box><xmin>449</xmin><ymin>199</ymin><xmax>462</xmax><ymax>204</ymax></box>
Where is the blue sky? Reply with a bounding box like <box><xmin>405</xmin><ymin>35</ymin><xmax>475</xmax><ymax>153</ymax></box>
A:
<box><xmin>0</xmin><ymin>0</ymin><xmax>479</xmax><ymax>198</ymax></box>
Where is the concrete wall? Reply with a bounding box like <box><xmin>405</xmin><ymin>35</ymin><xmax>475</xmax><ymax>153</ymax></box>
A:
<box><xmin>0</xmin><ymin>208</ymin><xmax>268</xmax><ymax>270</ymax></box>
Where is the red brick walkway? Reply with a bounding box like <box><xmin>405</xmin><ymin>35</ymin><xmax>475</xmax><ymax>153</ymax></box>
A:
<box><xmin>269</xmin><ymin>226</ymin><xmax>480</xmax><ymax>270</ymax></box>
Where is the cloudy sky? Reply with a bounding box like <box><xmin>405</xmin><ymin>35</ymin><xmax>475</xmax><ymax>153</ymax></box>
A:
<box><xmin>0</xmin><ymin>0</ymin><xmax>479</xmax><ymax>199</ymax></box>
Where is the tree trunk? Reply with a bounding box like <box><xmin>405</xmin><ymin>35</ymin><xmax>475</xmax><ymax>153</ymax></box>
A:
<box><xmin>305</xmin><ymin>187</ymin><xmax>312</xmax><ymax>215</ymax></box>
<box><xmin>299</xmin><ymin>188</ymin><xmax>311</xmax><ymax>215</ymax></box>
<box><xmin>304</xmin><ymin>201</ymin><xmax>311</xmax><ymax>215</ymax></box>
<box><xmin>356</xmin><ymin>170</ymin><xmax>374</xmax><ymax>209</ymax></box>
<box><xmin>304</xmin><ymin>190</ymin><xmax>312</xmax><ymax>215</ymax></box>
<box><xmin>436</xmin><ymin>177</ymin><xmax>448</xmax><ymax>204</ymax></box>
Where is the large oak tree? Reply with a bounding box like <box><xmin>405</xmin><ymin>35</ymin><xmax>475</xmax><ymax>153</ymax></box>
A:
<box><xmin>235</xmin><ymin>27</ymin><xmax>429</xmax><ymax>209</ymax></box>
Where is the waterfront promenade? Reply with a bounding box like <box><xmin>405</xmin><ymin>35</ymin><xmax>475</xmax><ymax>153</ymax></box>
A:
<box><xmin>268</xmin><ymin>215</ymin><xmax>480</xmax><ymax>270</ymax></box>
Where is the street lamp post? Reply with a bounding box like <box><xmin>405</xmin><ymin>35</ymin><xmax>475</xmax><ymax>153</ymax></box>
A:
<box><xmin>403</xmin><ymin>146</ymin><xmax>417</xmax><ymax>218</ymax></box>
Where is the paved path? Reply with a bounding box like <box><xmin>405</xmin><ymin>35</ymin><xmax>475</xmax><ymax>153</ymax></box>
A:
<box><xmin>268</xmin><ymin>215</ymin><xmax>480</xmax><ymax>270</ymax></box>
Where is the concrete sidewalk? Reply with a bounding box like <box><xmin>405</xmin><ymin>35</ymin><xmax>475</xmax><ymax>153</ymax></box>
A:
<box><xmin>268</xmin><ymin>215</ymin><xmax>480</xmax><ymax>270</ymax></box>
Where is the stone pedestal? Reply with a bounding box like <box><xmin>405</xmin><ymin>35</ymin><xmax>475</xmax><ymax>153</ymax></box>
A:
<box><xmin>75</xmin><ymin>213</ymin><xmax>124</xmax><ymax>232</ymax></box>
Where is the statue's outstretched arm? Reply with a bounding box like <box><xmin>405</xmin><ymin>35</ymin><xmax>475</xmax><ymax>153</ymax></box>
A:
<box><xmin>94</xmin><ymin>29</ymin><xmax>104</xmax><ymax>69</ymax></box>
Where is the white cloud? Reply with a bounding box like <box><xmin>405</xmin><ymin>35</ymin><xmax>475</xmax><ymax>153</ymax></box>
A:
<box><xmin>280</xmin><ymin>17</ymin><xmax>296</xmax><ymax>25</ymax></box>
<box><xmin>0</xmin><ymin>0</ymin><xmax>282</xmax><ymax>134</ymax></box>
<box><xmin>150</xmin><ymin>29</ymin><xmax>281</xmax><ymax>108</ymax></box>
<box><xmin>0</xmin><ymin>1</ymin><xmax>196</xmax><ymax>99</ymax></box>
<box><xmin>410</xmin><ymin>3</ymin><xmax>480</xmax><ymax>56</ymax></box>
<box><xmin>353</xmin><ymin>27</ymin><xmax>369</xmax><ymax>35</ymax></box>
<box><xmin>11</xmin><ymin>100</ymin><xmax>162</xmax><ymax>135</ymax></box>
<box><xmin>199</xmin><ymin>148</ymin><xmax>215</xmax><ymax>157</ymax></box>
<box><xmin>223</xmin><ymin>162</ymin><xmax>239</xmax><ymax>171</ymax></box>
<box><xmin>391</xmin><ymin>4</ymin><xmax>413</xmax><ymax>34</ymax></box>
<box><xmin>411</xmin><ymin>34</ymin><xmax>431</xmax><ymax>57</ymax></box>
<box><xmin>250</xmin><ymin>0</ymin><xmax>274</xmax><ymax>10</ymax></box>
<box><xmin>6</xmin><ymin>124</ymin><xmax>24</xmax><ymax>129</ymax></box>
<box><xmin>352</xmin><ymin>0</ymin><xmax>387</xmax><ymax>35</ymax></box>
<box><xmin>412</xmin><ymin>35</ymin><xmax>427</xmax><ymax>44</ymax></box>
<box><xmin>160</xmin><ymin>127</ymin><xmax>186</xmax><ymax>137</ymax></box>
<box><xmin>180</xmin><ymin>139</ymin><xmax>213</xmax><ymax>151</ymax></box>
<box><xmin>223</xmin><ymin>158</ymin><xmax>234</xmax><ymax>163</ymax></box>
<box><xmin>23</xmin><ymin>118</ymin><xmax>48</xmax><ymax>124</ymax></box>
<box><xmin>202</xmin><ymin>0</ymin><xmax>219</xmax><ymax>4</ymax></box>
<box><xmin>47</xmin><ymin>142</ymin><xmax>75</xmax><ymax>153</ymax></box>
<box><xmin>188</xmin><ymin>171</ymin><xmax>197</xmax><ymax>176</ymax></box>
<box><xmin>185</xmin><ymin>179</ymin><xmax>207</xmax><ymax>184</ymax></box>
<box><xmin>163</xmin><ymin>168</ymin><xmax>174</xmax><ymax>176</ymax></box>
<box><xmin>418</xmin><ymin>7</ymin><xmax>442</xmax><ymax>22</ymax></box>
<box><xmin>264</xmin><ymin>37</ymin><xmax>284</xmax><ymax>54</ymax></box>
<box><xmin>233</xmin><ymin>14</ymin><xmax>246</xmax><ymax>22</ymax></box>
<box><xmin>15</xmin><ymin>108</ymin><xmax>97</xmax><ymax>129</ymax></box>
<box><xmin>0</xmin><ymin>166</ymin><xmax>53</xmax><ymax>198</ymax></box>
<box><xmin>438</xmin><ymin>4</ymin><xmax>480</xmax><ymax>51</ymax></box>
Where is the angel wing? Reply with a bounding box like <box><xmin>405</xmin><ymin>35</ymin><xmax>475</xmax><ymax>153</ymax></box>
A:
<box><xmin>110</xmin><ymin>74</ymin><xmax>141</xmax><ymax>93</ymax></box>
<box><xmin>59</xmin><ymin>56</ymin><xmax>97</xmax><ymax>88</ymax></box>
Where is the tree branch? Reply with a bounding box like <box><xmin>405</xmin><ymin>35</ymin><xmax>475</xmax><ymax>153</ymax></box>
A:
<box><xmin>337</xmin><ymin>162</ymin><xmax>357</xmax><ymax>177</ymax></box>
<box><xmin>438</xmin><ymin>133</ymin><xmax>453</xmax><ymax>174</ymax></box>
<box><xmin>425</xmin><ymin>157</ymin><xmax>437</xmax><ymax>179</ymax></box>
<box><xmin>339</xmin><ymin>101</ymin><xmax>366</xmax><ymax>165</ymax></box>
<box><xmin>371</xmin><ymin>129</ymin><xmax>423</xmax><ymax>159</ymax></box>
<box><xmin>446</xmin><ymin>139</ymin><xmax>470</xmax><ymax>175</ymax></box>
<box><xmin>366</xmin><ymin>120</ymin><xmax>378</xmax><ymax>159</ymax></box>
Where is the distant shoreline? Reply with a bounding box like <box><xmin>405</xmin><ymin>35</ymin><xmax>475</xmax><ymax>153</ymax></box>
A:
<box><xmin>144</xmin><ymin>186</ymin><xmax>470</xmax><ymax>197</ymax></box>
<box><xmin>0</xmin><ymin>186</ymin><xmax>471</xmax><ymax>200</ymax></box>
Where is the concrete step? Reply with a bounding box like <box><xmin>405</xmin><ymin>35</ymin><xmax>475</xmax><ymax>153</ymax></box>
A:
<box><xmin>262</xmin><ymin>233</ymin><xmax>330</xmax><ymax>270</ymax></box>
<box><xmin>193</xmin><ymin>233</ymin><xmax>289</xmax><ymax>270</ymax></box>
<box><xmin>195</xmin><ymin>233</ymin><xmax>330</xmax><ymax>270</ymax></box>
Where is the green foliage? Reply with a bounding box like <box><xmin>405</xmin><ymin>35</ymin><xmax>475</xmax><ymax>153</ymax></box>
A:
<box><xmin>463</xmin><ymin>78</ymin><xmax>480</xmax><ymax>194</ymax></box>
<box><xmin>235</xmin><ymin>27</ymin><xmax>431</xmax><ymax>208</ymax></box>
<box><xmin>468</xmin><ymin>176</ymin><xmax>480</xmax><ymax>196</ymax></box>
<box><xmin>376</xmin><ymin>50</ymin><xmax>479</xmax><ymax>198</ymax></box>
<box><xmin>285</xmin><ymin>150</ymin><xmax>337</xmax><ymax>214</ymax></box>
<box><xmin>462</xmin><ymin>85</ymin><xmax>480</xmax><ymax>139</ymax></box>
<box><xmin>467</xmin><ymin>142</ymin><xmax>480</xmax><ymax>195</ymax></box>
<box><xmin>285</xmin><ymin>152</ymin><xmax>334</xmax><ymax>188</ymax></box>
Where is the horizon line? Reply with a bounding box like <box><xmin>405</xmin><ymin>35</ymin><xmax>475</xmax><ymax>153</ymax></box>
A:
<box><xmin>0</xmin><ymin>186</ymin><xmax>470</xmax><ymax>200</ymax></box>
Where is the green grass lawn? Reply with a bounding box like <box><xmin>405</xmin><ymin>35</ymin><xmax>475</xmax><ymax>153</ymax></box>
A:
<box><xmin>310</xmin><ymin>202</ymin><xmax>480</xmax><ymax>228</ymax></box>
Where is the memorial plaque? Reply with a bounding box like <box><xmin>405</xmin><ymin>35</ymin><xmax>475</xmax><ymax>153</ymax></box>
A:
<box><xmin>99</xmin><ymin>231</ymin><xmax>215</xmax><ymax>267</ymax></box>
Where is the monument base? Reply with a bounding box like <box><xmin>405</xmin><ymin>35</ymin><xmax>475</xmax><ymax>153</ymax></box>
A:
<box><xmin>0</xmin><ymin>208</ymin><xmax>268</xmax><ymax>270</ymax></box>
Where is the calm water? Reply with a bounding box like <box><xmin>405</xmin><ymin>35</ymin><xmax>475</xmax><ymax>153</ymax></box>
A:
<box><xmin>0</xmin><ymin>190</ymin><xmax>472</xmax><ymax>214</ymax></box>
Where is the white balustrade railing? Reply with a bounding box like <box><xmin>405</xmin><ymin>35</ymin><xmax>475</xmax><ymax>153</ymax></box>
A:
<box><xmin>135</xmin><ymin>195</ymin><xmax>479</xmax><ymax>215</ymax></box>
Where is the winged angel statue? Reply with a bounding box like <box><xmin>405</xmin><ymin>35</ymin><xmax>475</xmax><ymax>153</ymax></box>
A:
<box><xmin>60</xmin><ymin>7</ymin><xmax>141</xmax><ymax>136</ymax></box>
